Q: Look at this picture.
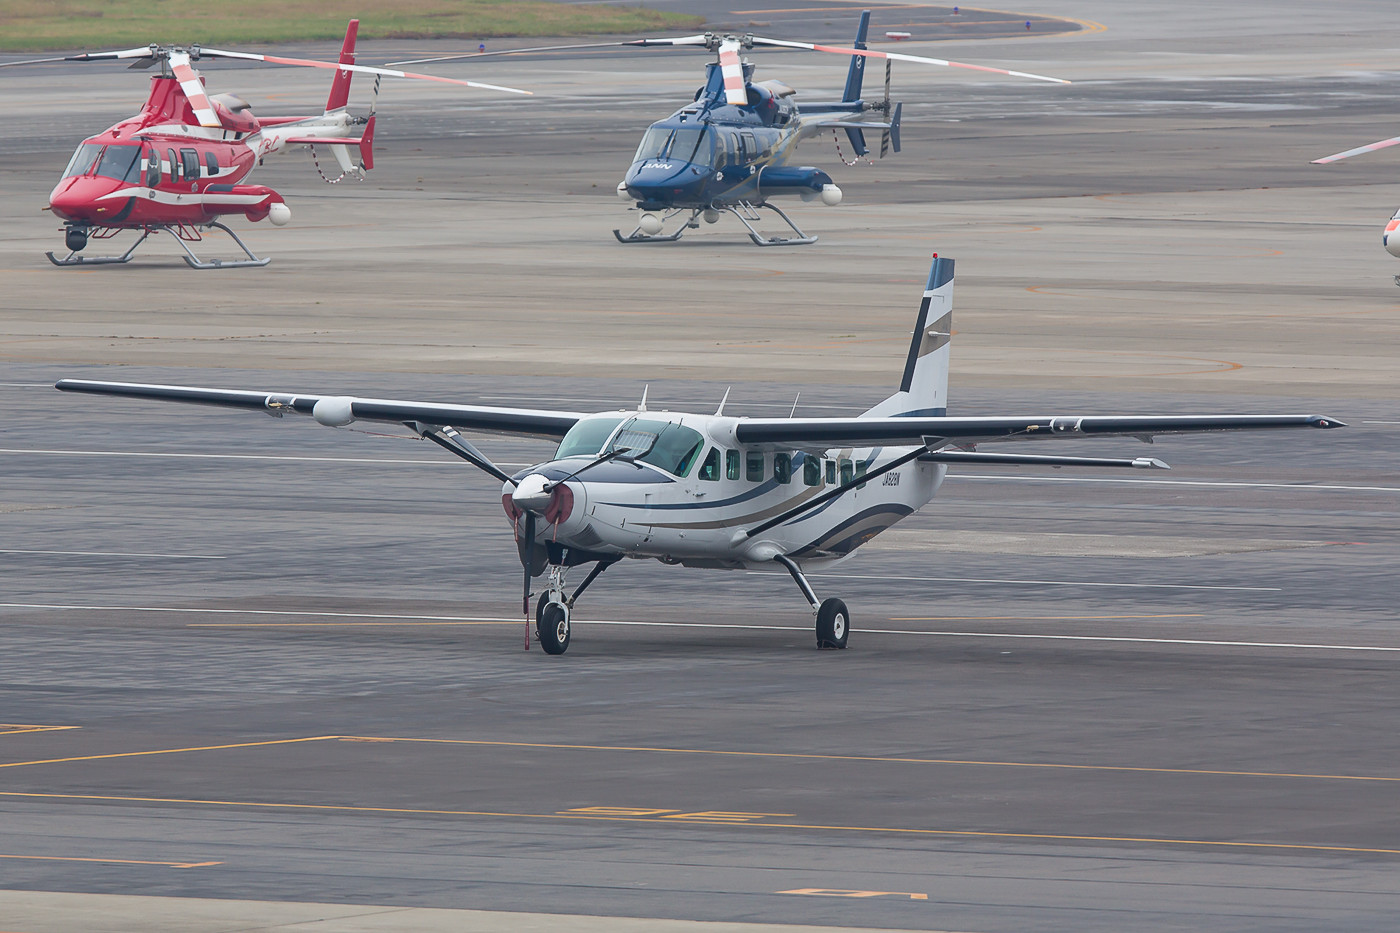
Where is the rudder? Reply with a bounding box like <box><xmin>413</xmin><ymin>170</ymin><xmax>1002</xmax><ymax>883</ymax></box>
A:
<box><xmin>325</xmin><ymin>19</ymin><xmax>359</xmax><ymax>112</ymax></box>
<box><xmin>863</xmin><ymin>254</ymin><xmax>953</xmax><ymax>419</ymax></box>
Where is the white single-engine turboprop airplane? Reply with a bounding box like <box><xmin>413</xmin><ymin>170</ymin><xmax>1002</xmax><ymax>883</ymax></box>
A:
<box><xmin>56</xmin><ymin>255</ymin><xmax>1344</xmax><ymax>655</ymax></box>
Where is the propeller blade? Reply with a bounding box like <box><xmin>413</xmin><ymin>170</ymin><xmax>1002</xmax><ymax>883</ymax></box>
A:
<box><xmin>544</xmin><ymin>447</ymin><xmax>631</xmax><ymax>491</ymax></box>
<box><xmin>1312</xmin><ymin>136</ymin><xmax>1400</xmax><ymax>164</ymax></box>
<box><xmin>196</xmin><ymin>47</ymin><xmax>531</xmax><ymax>94</ymax></box>
<box><xmin>717</xmin><ymin>36</ymin><xmax>748</xmax><ymax>105</ymax></box>
<box><xmin>168</xmin><ymin>50</ymin><xmax>221</xmax><ymax>128</ymax></box>
<box><xmin>522</xmin><ymin>511</ymin><xmax>536</xmax><ymax>618</ymax></box>
<box><xmin>748</xmin><ymin>36</ymin><xmax>1070</xmax><ymax>84</ymax></box>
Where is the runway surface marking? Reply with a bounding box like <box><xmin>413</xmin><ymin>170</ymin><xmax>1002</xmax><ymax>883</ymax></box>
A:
<box><xmin>330</xmin><ymin>736</ymin><xmax>1400</xmax><ymax>783</ymax></box>
<box><xmin>2</xmin><ymin>790</ymin><xmax>1393</xmax><ymax>857</ymax></box>
<box><xmin>748</xmin><ymin>570</ymin><xmax>1280</xmax><ymax>591</ymax></box>
<box><xmin>0</xmin><ymin>853</ymin><xmax>218</xmax><ymax>869</ymax></box>
<box><xmin>0</xmin><ymin>736</ymin><xmax>335</xmax><ymax>770</ymax></box>
<box><xmin>0</xmin><ymin>548</ymin><xmax>225</xmax><ymax>560</ymax></box>
<box><xmin>0</xmin><ymin>724</ymin><xmax>77</xmax><ymax>736</ymax></box>
<box><xmin>3</xmin><ymin>603</ymin><xmax>1398</xmax><ymax>652</ymax></box>
<box><xmin>6</xmin><ymin>448</ymin><xmax>1394</xmax><ymax>493</ymax></box>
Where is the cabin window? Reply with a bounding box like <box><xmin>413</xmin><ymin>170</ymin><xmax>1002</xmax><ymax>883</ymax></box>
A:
<box><xmin>699</xmin><ymin>447</ymin><xmax>720</xmax><ymax>481</ymax></box>
<box><xmin>93</xmin><ymin>144</ymin><xmax>143</xmax><ymax>183</ymax></box>
<box><xmin>773</xmin><ymin>453</ymin><xmax>792</xmax><ymax>484</ymax></box>
<box><xmin>741</xmin><ymin>132</ymin><xmax>756</xmax><ymax>161</ymax></box>
<box><xmin>803</xmin><ymin>455</ymin><xmax>821</xmax><ymax>487</ymax></box>
<box><xmin>855</xmin><ymin>459</ymin><xmax>869</xmax><ymax>489</ymax></box>
<box><xmin>839</xmin><ymin>459</ymin><xmax>854</xmax><ymax>486</ymax></box>
<box><xmin>825</xmin><ymin>460</ymin><xmax>836</xmax><ymax>485</ymax></box>
<box><xmin>204</xmin><ymin>151</ymin><xmax>219</xmax><ymax>177</ymax></box>
<box><xmin>167</xmin><ymin>148</ymin><xmax>179</xmax><ymax>182</ymax></box>
<box><xmin>61</xmin><ymin>143</ymin><xmax>104</xmax><ymax>179</ymax></box>
<box><xmin>555</xmin><ymin>416</ymin><xmax>626</xmax><ymax>459</ymax></box>
<box><xmin>746</xmin><ymin>451</ymin><xmax>764</xmax><ymax>482</ymax></box>
<box><xmin>144</xmin><ymin>147</ymin><xmax>161</xmax><ymax>187</ymax></box>
<box><xmin>180</xmin><ymin>148</ymin><xmax>200</xmax><ymax>181</ymax></box>
<box><xmin>725</xmin><ymin>449</ymin><xmax>740</xmax><ymax>481</ymax></box>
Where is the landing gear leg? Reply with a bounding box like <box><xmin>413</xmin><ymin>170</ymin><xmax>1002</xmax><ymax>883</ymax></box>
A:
<box><xmin>773</xmin><ymin>554</ymin><xmax>849</xmax><ymax>649</ymax></box>
<box><xmin>613</xmin><ymin>208</ymin><xmax>700</xmax><ymax>243</ymax></box>
<box><xmin>722</xmin><ymin>201</ymin><xmax>817</xmax><ymax>247</ymax></box>
<box><xmin>531</xmin><ymin>558</ymin><xmax>619</xmax><ymax>655</ymax></box>
<box><xmin>162</xmin><ymin>221</ymin><xmax>271</xmax><ymax>269</ymax></box>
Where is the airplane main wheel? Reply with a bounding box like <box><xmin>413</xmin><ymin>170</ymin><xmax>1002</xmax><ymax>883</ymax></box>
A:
<box><xmin>537</xmin><ymin>602</ymin><xmax>571</xmax><ymax>655</ymax></box>
<box><xmin>815</xmin><ymin>598</ymin><xmax>849</xmax><ymax>650</ymax></box>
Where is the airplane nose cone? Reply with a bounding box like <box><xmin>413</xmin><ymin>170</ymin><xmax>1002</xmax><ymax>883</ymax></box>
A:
<box><xmin>511</xmin><ymin>473</ymin><xmax>553</xmax><ymax>513</ymax></box>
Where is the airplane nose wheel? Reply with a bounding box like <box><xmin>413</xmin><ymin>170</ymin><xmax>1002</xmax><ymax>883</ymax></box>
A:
<box><xmin>537</xmin><ymin>602</ymin><xmax>571</xmax><ymax>655</ymax></box>
<box><xmin>816</xmin><ymin>598</ymin><xmax>849</xmax><ymax>650</ymax></box>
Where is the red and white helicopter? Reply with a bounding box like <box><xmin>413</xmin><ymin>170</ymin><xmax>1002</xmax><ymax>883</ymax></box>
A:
<box><xmin>1312</xmin><ymin>134</ymin><xmax>1400</xmax><ymax>282</ymax></box>
<box><xmin>4</xmin><ymin>20</ymin><xmax>528</xmax><ymax>268</ymax></box>
<box><xmin>55</xmin><ymin>255</ymin><xmax>1344</xmax><ymax>655</ymax></box>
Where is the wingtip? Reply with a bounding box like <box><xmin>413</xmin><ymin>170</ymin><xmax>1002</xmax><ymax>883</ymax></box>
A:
<box><xmin>1311</xmin><ymin>415</ymin><xmax>1346</xmax><ymax>428</ymax></box>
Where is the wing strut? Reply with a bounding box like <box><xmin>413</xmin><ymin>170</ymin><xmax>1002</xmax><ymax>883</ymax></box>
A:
<box><xmin>411</xmin><ymin>422</ymin><xmax>517</xmax><ymax>485</ymax></box>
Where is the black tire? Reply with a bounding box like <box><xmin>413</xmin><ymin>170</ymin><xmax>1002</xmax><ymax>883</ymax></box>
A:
<box><xmin>815</xmin><ymin>598</ymin><xmax>849</xmax><ymax>650</ymax></box>
<box><xmin>535</xmin><ymin>592</ymin><xmax>551</xmax><ymax>628</ymax></box>
<box><xmin>537</xmin><ymin>602</ymin><xmax>571</xmax><ymax>655</ymax></box>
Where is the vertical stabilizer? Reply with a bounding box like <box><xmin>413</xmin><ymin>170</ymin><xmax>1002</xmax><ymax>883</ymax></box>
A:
<box><xmin>325</xmin><ymin>19</ymin><xmax>359</xmax><ymax>112</ymax></box>
<box><xmin>841</xmin><ymin>10</ymin><xmax>872</xmax><ymax>156</ymax></box>
<box><xmin>863</xmin><ymin>255</ymin><xmax>953</xmax><ymax>419</ymax></box>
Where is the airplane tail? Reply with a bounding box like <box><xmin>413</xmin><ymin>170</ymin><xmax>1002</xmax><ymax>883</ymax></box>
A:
<box><xmin>841</xmin><ymin>10</ymin><xmax>871</xmax><ymax>157</ymax></box>
<box><xmin>324</xmin><ymin>19</ymin><xmax>359</xmax><ymax>112</ymax></box>
<box><xmin>863</xmin><ymin>254</ymin><xmax>953</xmax><ymax>419</ymax></box>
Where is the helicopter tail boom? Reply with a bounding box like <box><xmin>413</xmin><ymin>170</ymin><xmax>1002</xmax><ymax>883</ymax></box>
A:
<box><xmin>325</xmin><ymin>19</ymin><xmax>359</xmax><ymax>112</ymax></box>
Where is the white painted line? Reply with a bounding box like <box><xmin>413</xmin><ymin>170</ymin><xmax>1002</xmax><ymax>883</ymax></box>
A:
<box><xmin>0</xmin><ymin>603</ymin><xmax>1396</xmax><ymax>653</ymax></box>
<box><xmin>951</xmin><ymin>475</ymin><xmax>1400</xmax><ymax>493</ymax></box>
<box><xmin>0</xmin><ymin>549</ymin><xmax>224</xmax><ymax>560</ymax></box>
<box><xmin>748</xmin><ymin>571</ymin><xmax>1279</xmax><ymax>592</ymax></box>
<box><xmin>0</xmin><ymin>383</ymin><xmax>51</xmax><ymax>388</ymax></box>
<box><xmin>0</xmin><ymin>448</ymin><xmax>534</xmax><ymax>468</ymax></box>
<box><xmin>1362</xmin><ymin>421</ymin><xmax>1400</xmax><ymax>425</ymax></box>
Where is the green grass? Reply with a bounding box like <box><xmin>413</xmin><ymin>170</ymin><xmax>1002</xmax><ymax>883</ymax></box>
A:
<box><xmin>0</xmin><ymin>1</ymin><xmax>706</xmax><ymax>52</ymax></box>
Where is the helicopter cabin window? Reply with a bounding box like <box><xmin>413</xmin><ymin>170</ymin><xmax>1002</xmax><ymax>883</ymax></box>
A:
<box><xmin>773</xmin><ymin>453</ymin><xmax>792</xmax><ymax>484</ymax></box>
<box><xmin>803</xmin><ymin>455</ymin><xmax>821</xmax><ymax>487</ymax></box>
<box><xmin>554</xmin><ymin>415</ymin><xmax>626</xmax><ymax>459</ymax></box>
<box><xmin>699</xmin><ymin>447</ymin><xmax>720</xmax><ymax>481</ymax></box>
<box><xmin>144</xmin><ymin>147</ymin><xmax>161</xmax><ymax>188</ymax></box>
<box><xmin>167</xmin><ymin>148</ymin><xmax>179</xmax><ymax>182</ymax></box>
<box><xmin>61</xmin><ymin>143</ymin><xmax>104</xmax><ymax>179</ymax></box>
<box><xmin>825</xmin><ymin>460</ymin><xmax>837</xmax><ymax>485</ymax></box>
<box><xmin>746</xmin><ymin>451</ymin><xmax>764</xmax><ymax>482</ymax></box>
<box><xmin>180</xmin><ymin>148</ymin><xmax>201</xmax><ymax>181</ymax></box>
<box><xmin>93</xmin><ymin>144</ymin><xmax>143</xmax><ymax>183</ymax></box>
<box><xmin>204</xmin><ymin>151</ymin><xmax>219</xmax><ymax>177</ymax></box>
<box><xmin>740</xmin><ymin>132</ymin><xmax>756</xmax><ymax>161</ymax></box>
<box><xmin>839</xmin><ymin>459</ymin><xmax>854</xmax><ymax>486</ymax></box>
<box><xmin>726</xmin><ymin>449</ymin><xmax>741</xmax><ymax>481</ymax></box>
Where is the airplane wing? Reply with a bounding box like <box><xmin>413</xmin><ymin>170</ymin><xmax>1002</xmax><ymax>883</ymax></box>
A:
<box><xmin>54</xmin><ymin>379</ymin><xmax>583</xmax><ymax>440</ymax></box>
<box><xmin>733</xmin><ymin>414</ymin><xmax>1343</xmax><ymax>448</ymax></box>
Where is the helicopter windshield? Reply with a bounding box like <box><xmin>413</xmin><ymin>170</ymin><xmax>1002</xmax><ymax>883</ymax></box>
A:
<box><xmin>61</xmin><ymin>143</ymin><xmax>104</xmax><ymax>179</ymax></box>
<box><xmin>632</xmin><ymin>126</ymin><xmax>714</xmax><ymax>165</ymax></box>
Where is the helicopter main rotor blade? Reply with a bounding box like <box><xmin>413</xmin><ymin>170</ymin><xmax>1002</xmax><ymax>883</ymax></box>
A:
<box><xmin>716</xmin><ymin>36</ymin><xmax>747</xmax><ymax>105</ymax></box>
<box><xmin>748</xmin><ymin>37</ymin><xmax>1070</xmax><ymax>84</ymax></box>
<box><xmin>168</xmin><ymin>51</ymin><xmax>221</xmax><ymax>128</ymax></box>
<box><xmin>623</xmin><ymin>35</ymin><xmax>711</xmax><ymax>48</ymax></box>
<box><xmin>390</xmin><ymin>41</ymin><xmax>658</xmax><ymax>68</ymax></box>
<box><xmin>196</xmin><ymin>47</ymin><xmax>532</xmax><ymax>94</ymax></box>
<box><xmin>0</xmin><ymin>47</ymin><xmax>156</xmax><ymax>67</ymax></box>
<box><xmin>1312</xmin><ymin>136</ymin><xmax>1400</xmax><ymax>164</ymax></box>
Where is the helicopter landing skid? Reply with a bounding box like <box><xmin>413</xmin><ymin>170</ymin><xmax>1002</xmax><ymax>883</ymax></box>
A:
<box><xmin>613</xmin><ymin>208</ymin><xmax>699</xmax><ymax>243</ymax></box>
<box><xmin>47</xmin><ymin>222</ymin><xmax>271</xmax><ymax>270</ymax></box>
<box><xmin>722</xmin><ymin>201</ymin><xmax>816</xmax><ymax>247</ymax></box>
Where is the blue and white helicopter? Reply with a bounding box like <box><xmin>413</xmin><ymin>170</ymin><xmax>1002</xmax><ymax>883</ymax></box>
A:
<box><xmin>56</xmin><ymin>254</ymin><xmax>1342</xmax><ymax>655</ymax></box>
<box><xmin>393</xmin><ymin>12</ymin><xmax>1069</xmax><ymax>245</ymax></box>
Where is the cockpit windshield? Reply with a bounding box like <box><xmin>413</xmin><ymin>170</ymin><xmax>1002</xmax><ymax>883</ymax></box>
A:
<box><xmin>605</xmin><ymin>418</ymin><xmax>704</xmax><ymax>477</ymax></box>
<box><xmin>631</xmin><ymin>126</ymin><xmax>714</xmax><ymax>165</ymax></box>
<box><xmin>62</xmin><ymin>143</ymin><xmax>144</xmax><ymax>183</ymax></box>
<box><xmin>555</xmin><ymin>416</ymin><xmax>627</xmax><ymax>459</ymax></box>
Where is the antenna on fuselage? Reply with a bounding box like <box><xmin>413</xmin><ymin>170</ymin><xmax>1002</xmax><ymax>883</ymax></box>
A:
<box><xmin>638</xmin><ymin>384</ymin><xmax>649</xmax><ymax>412</ymax></box>
<box><xmin>715</xmin><ymin>386</ymin><xmax>731</xmax><ymax>416</ymax></box>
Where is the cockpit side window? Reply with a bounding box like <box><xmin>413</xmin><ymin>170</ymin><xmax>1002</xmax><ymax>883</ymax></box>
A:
<box><xmin>93</xmin><ymin>144</ymin><xmax>143</xmax><ymax>183</ymax></box>
<box><xmin>144</xmin><ymin>146</ymin><xmax>161</xmax><ymax>188</ymax></box>
<box><xmin>555</xmin><ymin>416</ymin><xmax>627</xmax><ymax>459</ymax></box>
<box><xmin>699</xmin><ymin>447</ymin><xmax>720</xmax><ymax>481</ymax></box>
<box><xmin>62</xmin><ymin>143</ymin><xmax>104</xmax><ymax>179</ymax></box>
